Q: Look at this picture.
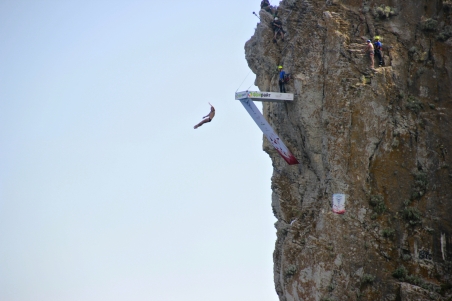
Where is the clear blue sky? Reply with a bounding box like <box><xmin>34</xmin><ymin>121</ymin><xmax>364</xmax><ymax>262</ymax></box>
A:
<box><xmin>0</xmin><ymin>1</ymin><xmax>278</xmax><ymax>300</ymax></box>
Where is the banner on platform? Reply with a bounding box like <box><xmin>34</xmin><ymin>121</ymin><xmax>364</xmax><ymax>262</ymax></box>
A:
<box><xmin>235</xmin><ymin>91</ymin><xmax>293</xmax><ymax>102</ymax></box>
<box><xmin>239</xmin><ymin>98</ymin><xmax>299</xmax><ymax>165</ymax></box>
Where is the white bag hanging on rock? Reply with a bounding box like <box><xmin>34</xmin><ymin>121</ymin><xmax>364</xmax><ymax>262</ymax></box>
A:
<box><xmin>332</xmin><ymin>194</ymin><xmax>346</xmax><ymax>214</ymax></box>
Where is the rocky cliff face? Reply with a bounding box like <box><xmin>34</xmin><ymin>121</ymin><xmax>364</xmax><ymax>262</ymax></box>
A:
<box><xmin>245</xmin><ymin>1</ymin><xmax>452</xmax><ymax>300</ymax></box>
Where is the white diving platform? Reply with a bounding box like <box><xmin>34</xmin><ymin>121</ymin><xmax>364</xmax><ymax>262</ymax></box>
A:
<box><xmin>235</xmin><ymin>91</ymin><xmax>294</xmax><ymax>102</ymax></box>
<box><xmin>235</xmin><ymin>91</ymin><xmax>299</xmax><ymax>165</ymax></box>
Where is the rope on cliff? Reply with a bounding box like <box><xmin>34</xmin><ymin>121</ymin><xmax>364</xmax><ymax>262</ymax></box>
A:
<box><xmin>236</xmin><ymin>70</ymin><xmax>252</xmax><ymax>92</ymax></box>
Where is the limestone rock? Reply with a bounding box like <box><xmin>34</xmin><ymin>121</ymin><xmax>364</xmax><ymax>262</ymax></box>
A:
<box><xmin>400</xmin><ymin>283</ymin><xmax>441</xmax><ymax>301</ymax></box>
<box><xmin>245</xmin><ymin>1</ymin><xmax>452</xmax><ymax>300</ymax></box>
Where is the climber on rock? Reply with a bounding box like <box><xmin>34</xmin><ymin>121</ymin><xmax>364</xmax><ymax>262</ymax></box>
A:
<box><xmin>261</xmin><ymin>0</ymin><xmax>272</xmax><ymax>13</ymax></box>
<box><xmin>364</xmin><ymin>40</ymin><xmax>375</xmax><ymax>70</ymax></box>
<box><xmin>278</xmin><ymin>66</ymin><xmax>286</xmax><ymax>93</ymax></box>
<box><xmin>194</xmin><ymin>103</ymin><xmax>215</xmax><ymax>129</ymax></box>
<box><xmin>373</xmin><ymin>36</ymin><xmax>384</xmax><ymax>67</ymax></box>
<box><xmin>272</xmin><ymin>17</ymin><xmax>285</xmax><ymax>43</ymax></box>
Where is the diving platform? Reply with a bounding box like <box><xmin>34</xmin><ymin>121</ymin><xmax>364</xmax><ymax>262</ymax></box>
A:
<box><xmin>235</xmin><ymin>91</ymin><xmax>299</xmax><ymax>165</ymax></box>
<box><xmin>235</xmin><ymin>91</ymin><xmax>294</xmax><ymax>102</ymax></box>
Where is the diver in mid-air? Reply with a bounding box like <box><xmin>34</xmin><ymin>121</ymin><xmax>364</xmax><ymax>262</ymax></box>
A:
<box><xmin>194</xmin><ymin>103</ymin><xmax>215</xmax><ymax>129</ymax></box>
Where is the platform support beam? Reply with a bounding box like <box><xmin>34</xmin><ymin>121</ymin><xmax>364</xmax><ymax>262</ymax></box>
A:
<box><xmin>239</xmin><ymin>98</ymin><xmax>299</xmax><ymax>165</ymax></box>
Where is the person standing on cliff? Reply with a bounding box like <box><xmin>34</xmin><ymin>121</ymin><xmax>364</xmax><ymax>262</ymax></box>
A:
<box><xmin>261</xmin><ymin>0</ymin><xmax>272</xmax><ymax>13</ymax></box>
<box><xmin>272</xmin><ymin>17</ymin><xmax>285</xmax><ymax>43</ymax></box>
<box><xmin>373</xmin><ymin>36</ymin><xmax>383</xmax><ymax>67</ymax></box>
<box><xmin>364</xmin><ymin>40</ymin><xmax>375</xmax><ymax>70</ymax></box>
<box><xmin>278</xmin><ymin>66</ymin><xmax>286</xmax><ymax>93</ymax></box>
<box><xmin>194</xmin><ymin>103</ymin><xmax>215</xmax><ymax>129</ymax></box>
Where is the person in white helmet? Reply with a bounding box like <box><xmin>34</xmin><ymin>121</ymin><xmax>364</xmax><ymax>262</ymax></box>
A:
<box><xmin>363</xmin><ymin>39</ymin><xmax>375</xmax><ymax>70</ymax></box>
<box><xmin>194</xmin><ymin>103</ymin><xmax>215</xmax><ymax>129</ymax></box>
<box><xmin>272</xmin><ymin>17</ymin><xmax>284</xmax><ymax>42</ymax></box>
